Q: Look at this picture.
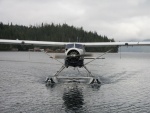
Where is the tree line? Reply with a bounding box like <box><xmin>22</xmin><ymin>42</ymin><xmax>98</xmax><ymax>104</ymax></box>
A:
<box><xmin>0</xmin><ymin>22</ymin><xmax>118</xmax><ymax>52</ymax></box>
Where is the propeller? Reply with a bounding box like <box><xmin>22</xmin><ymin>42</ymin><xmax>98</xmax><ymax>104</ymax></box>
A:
<box><xmin>54</xmin><ymin>53</ymin><xmax>93</xmax><ymax>59</ymax></box>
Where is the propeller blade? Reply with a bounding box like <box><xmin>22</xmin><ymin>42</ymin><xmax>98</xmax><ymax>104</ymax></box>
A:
<box><xmin>84</xmin><ymin>57</ymin><xmax>105</xmax><ymax>59</ymax></box>
<box><xmin>80</xmin><ymin>53</ymin><xmax>93</xmax><ymax>57</ymax></box>
<box><xmin>54</xmin><ymin>53</ymin><xmax>93</xmax><ymax>59</ymax></box>
<box><xmin>54</xmin><ymin>54</ymin><xmax>66</xmax><ymax>59</ymax></box>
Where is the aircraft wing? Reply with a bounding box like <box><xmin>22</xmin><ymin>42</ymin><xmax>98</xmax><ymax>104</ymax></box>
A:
<box><xmin>0</xmin><ymin>39</ymin><xmax>68</xmax><ymax>46</ymax></box>
<box><xmin>0</xmin><ymin>39</ymin><xmax>150</xmax><ymax>47</ymax></box>
<box><xmin>80</xmin><ymin>42</ymin><xmax>150</xmax><ymax>47</ymax></box>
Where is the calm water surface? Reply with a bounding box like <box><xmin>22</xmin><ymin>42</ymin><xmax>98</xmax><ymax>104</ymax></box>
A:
<box><xmin>0</xmin><ymin>52</ymin><xmax>150</xmax><ymax>113</ymax></box>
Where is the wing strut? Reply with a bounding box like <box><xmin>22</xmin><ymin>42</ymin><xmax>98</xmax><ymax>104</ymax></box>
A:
<box><xmin>84</xmin><ymin>49</ymin><xmax>112</xmax><ymax>65</ymax></box>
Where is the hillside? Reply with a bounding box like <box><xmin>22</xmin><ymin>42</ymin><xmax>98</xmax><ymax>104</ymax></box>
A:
<box><xmin>0</xmin><ymin>22</ymin><xmax>118</xmax><ymax>52</ymax></box>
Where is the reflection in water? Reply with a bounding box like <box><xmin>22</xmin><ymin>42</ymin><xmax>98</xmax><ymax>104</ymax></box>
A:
<box><xmin>45</xmin><ymin>83</ymin><xmax>56</xmax><ymax>88</ymax></box>
<box><xmin>45</xmin><ymin>81</ymin><xmax>101</xmax><ymax>112</ymax></box>
<box><xmin>90</xmin><ymin>83</ymin><xmax>101</xmax><ymax>91</ymax></box>
<box><xmin>62</xmin><ymin>84</ymin><xmax>84</xmax><ymax>113</ymax></box>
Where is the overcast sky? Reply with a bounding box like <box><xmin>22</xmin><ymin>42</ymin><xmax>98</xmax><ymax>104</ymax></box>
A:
<box><xmin>0</xmin><ymin>0</ymin><xmax>150</xmax><ymax>41</ymax></box>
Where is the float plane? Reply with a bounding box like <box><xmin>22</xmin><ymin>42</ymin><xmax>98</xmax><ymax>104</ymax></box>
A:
<box><xmin>0</xmin><ymin>39</ymin><xmax>150</xmax><ymax>84</ymax></box>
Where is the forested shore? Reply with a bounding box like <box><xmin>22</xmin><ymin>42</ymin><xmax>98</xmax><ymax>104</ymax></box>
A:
<box><xmin>0</xmin><ymin>22</ymin><xmax>118</xmax><ymax>52</ymax></box>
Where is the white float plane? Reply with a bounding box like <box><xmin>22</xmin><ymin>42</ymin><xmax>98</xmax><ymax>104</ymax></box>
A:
<box><xmin>0</xmin><ymin>39</ymin><xmax>150</xmax><ymax>84</ymax></box>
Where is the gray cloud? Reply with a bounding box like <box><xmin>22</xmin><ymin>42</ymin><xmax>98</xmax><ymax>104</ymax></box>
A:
<box><xmin>0</xmin><ymin>0</ymin><xmax>150</xmax><ymax>41</ymax></box>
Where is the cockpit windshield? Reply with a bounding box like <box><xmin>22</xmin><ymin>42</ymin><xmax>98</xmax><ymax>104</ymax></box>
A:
<box><xmin>75</xmin><ymin>44</ymin><xmax>83</xmax><ymax>49</ymax></box>
<box><xmin>66</xmin><ymin>44</ymin><xmax>84</xmax><ymax>49</ymax></box>
<box><xmin>66</xmin><ymin>44</ymin><xmax>74</xmax><ymax>49</ymax></box>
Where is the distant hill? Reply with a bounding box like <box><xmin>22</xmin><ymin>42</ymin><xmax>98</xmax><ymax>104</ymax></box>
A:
<box><xmin>143</xmin><ymin>39</ymin><xmax>150</xmax><ymax>41</ymax></box>
<box><xmin>119</xmin><ymin>39</ymin><xmax>150</xmax><ymax>52</ymax></box>
<box><xmin>119</xmin><ymin>46</ymin><xmax>150</xmax><ymax>52</ymax></box>
<box><xmin>0</xmin><ymin>22</ymin><xmax>118</xmax><ymax>52</ymax></box>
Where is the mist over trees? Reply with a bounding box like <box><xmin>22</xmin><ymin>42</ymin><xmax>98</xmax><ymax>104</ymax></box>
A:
<box><xmin>0</xmin><ymin>22</ymin><xmax>118</xmax><ymax>52</ymax></box>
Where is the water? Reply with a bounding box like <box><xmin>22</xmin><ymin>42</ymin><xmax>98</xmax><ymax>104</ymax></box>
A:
<box><xmin>0</xmin><ymin>52</ymin><xmax>150</xmax><ymax>113</ymax></box>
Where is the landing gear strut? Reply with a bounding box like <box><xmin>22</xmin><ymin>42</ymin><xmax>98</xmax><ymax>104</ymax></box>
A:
<box><xmin>54</xmin><ymin>65</ymin><xmax>66</xmax><ymax>77</ymax></box>
<box><xmin>83</xmin><ymin>65</ymin><xmax>101</xmax><ymax>84</ymax></box>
